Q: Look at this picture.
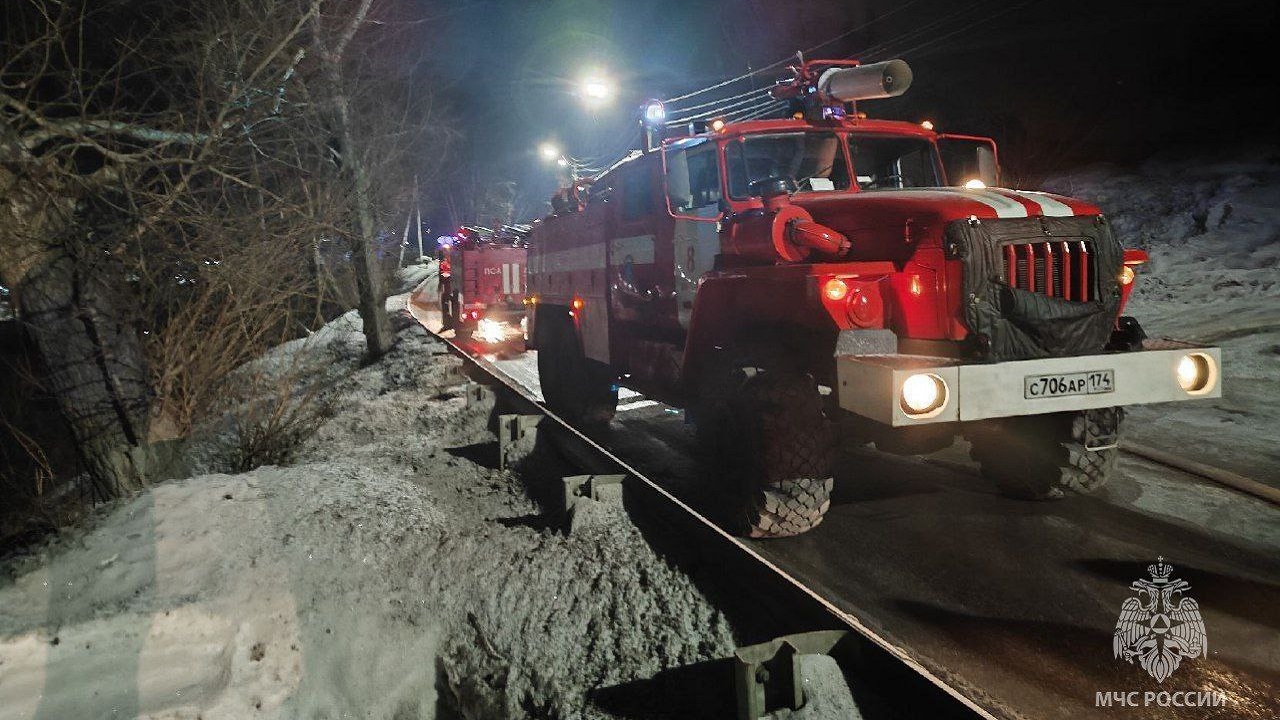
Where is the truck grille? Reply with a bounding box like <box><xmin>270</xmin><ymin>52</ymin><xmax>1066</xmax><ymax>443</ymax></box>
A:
<box><xmin>1002</xmin><ymin>240</ymin><xmax>1094</xmax><ymax>301</ymax></box>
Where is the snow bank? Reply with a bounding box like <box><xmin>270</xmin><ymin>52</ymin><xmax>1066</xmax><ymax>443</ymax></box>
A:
<box><xmin>0</xmin><ymin>313</ymin><xmax>735</xmax><ymax>719</ymax></box>
<box><xmin>395</xmin><ymin>260</ymin><xmax>439</xmax><ymax>296</ymax></box>
<box><xmin>1043</xmin><ymin>147</ymin><xmax>1280</xmax><ymax>481</ymax></box>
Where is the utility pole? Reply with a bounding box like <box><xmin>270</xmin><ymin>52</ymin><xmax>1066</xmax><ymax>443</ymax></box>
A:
<box><xmin>415</xmin><ymin>173</ymin><xmax>425</xmax><ymax>263</ymax></box>
<box><xmin>397</xmin><ymin>206</ymin><xmax>412</xmax><ymax>267</ymax></box>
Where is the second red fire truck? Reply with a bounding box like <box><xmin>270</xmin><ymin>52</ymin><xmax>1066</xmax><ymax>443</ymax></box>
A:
<box><xmin>439</xmin><ymin>225</ymin><xmax>529</xmax><ymax>350</ymax></box>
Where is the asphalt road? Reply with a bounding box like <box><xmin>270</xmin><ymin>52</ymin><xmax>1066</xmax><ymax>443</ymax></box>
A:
<box><xmin>410</xmin><ymin>304</ymin><xmax>1280</xmax><ymax>720</ymax></box>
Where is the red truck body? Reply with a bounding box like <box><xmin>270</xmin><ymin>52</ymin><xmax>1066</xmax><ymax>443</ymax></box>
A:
<box><xmin>524</xmin><ymin>58</ymin><xmax>1220</xmax><ymax>537</ymax></box>
<box><xmin>439</xmin><ymin>228</ymin><xmax>528</xmax><ymax>348</ymax></box>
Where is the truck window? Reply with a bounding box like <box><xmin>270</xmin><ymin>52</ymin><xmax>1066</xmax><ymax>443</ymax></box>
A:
<box><xmin>726</xmin><ymin>132</ymin><xmax>850</xmax><ymax>198</ymax></box>
<box><xmin>849</xmin><ymin>136</ymin><xmax>940</xmax><ymax>190</ymax></box>
<box><xmin>623</xmin><ymin>171</ymin><xmax>654</xmax><ymax>221</ymax></box>
<box><xmin>664</xmin><ymin>139</ymin><xmax>722</xmax><ymax>215</ymax></box>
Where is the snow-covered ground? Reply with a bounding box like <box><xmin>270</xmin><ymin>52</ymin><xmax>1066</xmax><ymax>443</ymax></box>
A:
<box><xmin>0</xmin><ymin>310</ymin><xmax>738</xmax><ymax>719</ymax></box>
<box><xmin>1043</xmin><ymin>148</ymin><xmax>1280</xmax><ymax>483</ymax></box>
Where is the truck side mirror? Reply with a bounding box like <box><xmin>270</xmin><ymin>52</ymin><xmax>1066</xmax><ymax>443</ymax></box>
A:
<box><xmin>937</xmin><ymin>135</ymin><xmax>1000</xmax><ymax>188</ymax></box>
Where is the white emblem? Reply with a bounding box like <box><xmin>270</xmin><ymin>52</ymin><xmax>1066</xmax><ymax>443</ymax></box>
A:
<box><xmin>1113</xmin><ymin>557</ymin><xmax>1207</xmax><ymax>682</ymax></box>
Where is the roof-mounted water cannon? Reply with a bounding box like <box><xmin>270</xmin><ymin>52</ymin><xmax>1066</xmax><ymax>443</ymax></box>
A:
<box><xmin>771</xmin><ymin>58</ymin><xmax>913</xmax><ymax>121</ymax></box>
<box><xmin>816</xmin><ymin>59</ymin><xmax>913</xmax><ymax>102</ymax></box>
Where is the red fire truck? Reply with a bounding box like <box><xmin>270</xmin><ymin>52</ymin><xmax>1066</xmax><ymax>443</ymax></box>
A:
<box><xmin>527</xmin><ymin>58</ymin><xmax>1222</xmax><ymax>538</ymax></box>
<box><xmin>439</xmin><ymin>225</ymin><xmax>529</xmax><ymax>350</ymax></box>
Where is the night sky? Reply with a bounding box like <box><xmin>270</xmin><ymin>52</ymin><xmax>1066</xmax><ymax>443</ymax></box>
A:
<box><xmin>427</xmin><ymin>0</ymin><xmax>1278</xmax><ymax>222</ymax></box>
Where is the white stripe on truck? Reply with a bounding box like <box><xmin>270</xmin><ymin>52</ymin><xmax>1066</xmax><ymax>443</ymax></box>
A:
<box><xmin>1005</xmin><ymin>190</ymin><xmax>1075</xmax><ymax>217</ymax></box>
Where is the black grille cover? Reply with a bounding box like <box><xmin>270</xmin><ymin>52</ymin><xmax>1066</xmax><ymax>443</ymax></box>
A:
<box><xmin>945</xmin><ymin>215</ymin><xmax>1123</xmax><ymax>360</ymax></box>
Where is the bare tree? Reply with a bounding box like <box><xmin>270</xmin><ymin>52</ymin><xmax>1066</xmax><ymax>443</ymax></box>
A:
<box><xmin>1</xmin><ymin>0</ymin><xmax>455</xmax><ymax>498</ymax></box>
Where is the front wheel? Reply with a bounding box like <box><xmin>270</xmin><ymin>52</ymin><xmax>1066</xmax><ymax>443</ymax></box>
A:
<box><xmin>700</xmin><ymin>363</ymin><xmax>834</xmax><ymax>538</ymax></box>
<box><xmin>966</xmin><ymin>407</ymin><xmax>1123</xmax><ymax>500</ymax></box>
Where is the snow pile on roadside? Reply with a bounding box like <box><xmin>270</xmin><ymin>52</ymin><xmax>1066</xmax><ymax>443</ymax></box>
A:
<box><xmin>0</xmin><ymin>313</ymin><xmax>736</xmax><ymax>719</ymax></box>
<box><xmin>1043</xmin><ymin>148</ymin><xmax>1280</xmax><ymax>480</ymax></box>
<box><xmin>395</xmin><ymin>259</ymin><xmax>439</xmax><ymax>296</ymax></box>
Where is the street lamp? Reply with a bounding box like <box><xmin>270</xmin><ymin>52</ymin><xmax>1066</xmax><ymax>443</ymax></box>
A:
<box><xmin>578</xmin><ymin>73</ymin><xmax>614</xmax><ymax>107</ymax></box>
<box><xmin>538</xmin><ymin>142</ymin><xmax>561</xmax><ymax>162</ymax></box>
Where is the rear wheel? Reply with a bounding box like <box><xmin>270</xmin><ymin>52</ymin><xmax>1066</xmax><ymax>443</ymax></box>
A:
<box><xmin>967</xmin><ymin>407</ymin><xmax>1123</xmax><ymax>500</ymax></box>
<box><xmin>699</xmin><ymin>358</ymin><xmax>834</xmax><ymax>538</ymax></box>
<box><xmin>535</xmin><ymin>307</ymin><xmax>616</xmax><ymax>431</ymax></box>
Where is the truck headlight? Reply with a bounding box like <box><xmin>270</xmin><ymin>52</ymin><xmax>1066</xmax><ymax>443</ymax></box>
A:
<box><xmin>901</xmin><ymin>373</ymin><xmax>948</xmax><ymax>416</ymax></box>
<box><xmin>475</xmin><ymin>318</ymin><xmax>507</xmax><ymax>344</ymax></box>
<box><xmin>1175</xmin><ymin>353</ymin><xmax>1216</xmax><ymax>394</ymax></box>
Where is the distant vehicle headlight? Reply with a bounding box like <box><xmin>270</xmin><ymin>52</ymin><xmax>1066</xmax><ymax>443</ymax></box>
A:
<box><xmin>901</xmin><ymin>373</ymin><xmax>947</xmax><ymax>416</ymax></box>
<box><xmin>1175</xmin><ymin>353</ymin><xmax>1215</xmax><ymax>394</ymax></box>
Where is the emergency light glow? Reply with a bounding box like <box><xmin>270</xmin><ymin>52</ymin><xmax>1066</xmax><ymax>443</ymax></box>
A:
<box><xmin>709</xmin><ymin>118</ymin><xmax>726</xmax><ymax>132</ymax></box>
<box><xmin>920</xmin><ymin>120</ymin><xmax>935</xmax><ymax>131</ymax></box>
<box><xmin>571</xmin><ymin>296</ymin><xmax>585</xmax><ymax>311</ymax></box>
<box><xmin>964</xmin><ymin>178</ymin><xmax>987</xmax><ymax>189</ymax></box>
<box><xmin>643</xmin><ymin>100</ymin><xmax>666</xmax><ymax>124</ymax></box>
<box><xmin>1118</xmin><ymin>266</ymin><xmax>1136</xmax><ymax>285</ymax></box>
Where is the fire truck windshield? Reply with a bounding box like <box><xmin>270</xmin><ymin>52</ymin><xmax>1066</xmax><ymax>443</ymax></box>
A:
<box><xmin>848</xmin><ymin>135</ymin><xmax>941</xmax><ymax>190</ymax></box>
<box><xmin>726</xmin><ymin>132</ymin><xmax>850</xmax><ymax>198</ymax></box>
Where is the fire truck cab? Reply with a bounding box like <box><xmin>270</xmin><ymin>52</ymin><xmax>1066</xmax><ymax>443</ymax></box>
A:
<box><xmin>527</xmin><ymin>59</ymin><xmax>1221</xmax><ymax>538</ymax></box>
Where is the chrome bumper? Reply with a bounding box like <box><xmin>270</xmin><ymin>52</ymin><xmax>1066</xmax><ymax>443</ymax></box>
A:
<box><xmin>836</xmin><ymin>340</ymin><xmax>1222</xmax><ymax>426</ymax></box>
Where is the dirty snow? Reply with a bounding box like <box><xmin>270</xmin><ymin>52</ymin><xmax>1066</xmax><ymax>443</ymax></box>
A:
<box><xmin>1042</xmin><ymin>147</ymin><xmax>1280</xmax><ymax>483</ymax></box>
<box><xmin>0</xmin><ymin>309</ymin><xmax>736</xmax><ymax>719</ymax></box>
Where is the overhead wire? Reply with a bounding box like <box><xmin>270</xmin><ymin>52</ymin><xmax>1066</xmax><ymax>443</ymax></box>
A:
<box><xmin>668</xmin><ymin>86</ymin><xmax>770</xmax><ymax>115</ymax></box>
<box><xmin>570</xmin><ymin>0</ymin><xmax>1035</xmax><ymax>171</ymax></box>
<box><xmin>665</xmin><ymin>90</ymin><xmax>779</xmax><ymax>125</ymax></box>
<box><xmin>880</xmin><ymin>0</ymin><xmax>1039</xmax><ymax>61</ymax></box>
<box><xmin>662</xmin><ymin>0</ymin><xmax>927</xmax><ymax>106</ymax></box>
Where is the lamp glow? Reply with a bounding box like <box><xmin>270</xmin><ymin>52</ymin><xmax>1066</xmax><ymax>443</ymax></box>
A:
<box><xmin>964</xmin><ymin>178</ymin><xmax>987</xmax><ymax>190</ymax></box>
<box><xmin>822</xmin><ymin>278</ymin><xmax>849</xmax><ymax>301</ymax></box>
<box><xmin>1176</xmin><ymin>353</ymin><xmax>1214</xmax><ymax>393</ymax></box>
<box><xmin>580</xmin><ymin>74</ymin><xmax>614</xmax><ymax>106</ymax></box>
<box><xmin>901</xmin><ymin>373</ymin><xmax>947</xmax><ymax>416</ymax></box>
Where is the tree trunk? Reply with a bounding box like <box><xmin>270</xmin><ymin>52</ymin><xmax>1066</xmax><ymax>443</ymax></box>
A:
<box><xmin>345</xmin><ymin>156</ymin><xmax>391</xmax><ymax>358</ymax></box>
<box><xmin>320</xmin><ymin>0</ymin><xmax>391</xmax><ymax>360</ymax></box>
<box><xmin>15</xmin><ymin>246</ymin><xmax>154</xmax><ymax>499</ymax></box>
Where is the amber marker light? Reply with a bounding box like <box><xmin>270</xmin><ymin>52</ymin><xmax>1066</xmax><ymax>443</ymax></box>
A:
<box><xmin>909</xmin><ymin>275</ymin><xmax>923</xmax><ymax>296</ymax></box>
<box><xmin>571</xmin><ymin>296</ymin><xmax>585</xmax><ymax>311</ymax></box>
<box><xmin>1119</xmin><ymin>266</ymin><xmax>1136</xmax><ymax>285</ymax></box>
<box><xmin>823</xmin><ymin>278</ymin><xmax>849</xmax><ymax>301</ymax></box>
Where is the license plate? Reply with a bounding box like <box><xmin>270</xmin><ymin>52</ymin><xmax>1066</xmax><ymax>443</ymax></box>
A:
<box><xmin>1024</xmin><ymin>369</ymin><xmax>1114</xmax><ymax>399</ymax></box>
